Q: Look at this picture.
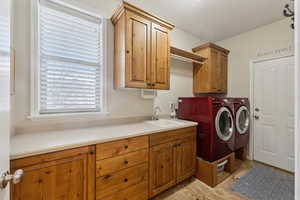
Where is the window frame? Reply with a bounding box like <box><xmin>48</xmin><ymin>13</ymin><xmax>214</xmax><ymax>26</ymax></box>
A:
<box><xmin>30</xmin><ymin>0</ymin><xmax>108</xmax><ymax>119</ymax></box>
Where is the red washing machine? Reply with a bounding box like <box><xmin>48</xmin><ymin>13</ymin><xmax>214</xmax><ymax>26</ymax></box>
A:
<box><xmin>230</xmin><ymin>98</ymin><xmax>250</xmax><ymax>150</ymax></box>
<box><xmin>177</xmin><ymin>97</ymin><xmax>235</xmax><ymax>162</ymax></box>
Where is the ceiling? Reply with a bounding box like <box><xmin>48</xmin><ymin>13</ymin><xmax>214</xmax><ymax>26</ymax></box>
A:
<box><xmin>65</xmin><ymin>0</ymin><xmax>289</xmax><ymax>41</ymax></box>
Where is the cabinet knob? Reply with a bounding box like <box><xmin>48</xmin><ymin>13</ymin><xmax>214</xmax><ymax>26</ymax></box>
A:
<box><xmin>124</xmin><ymin>178</ymin><xmax>128</xmax><ymax>182</ymax></box>
<box><xmin>124</xmin><ymin>160</ymin><xmax>129</xmax><ymax>164</ymax></box>
<box><xmin>124</xmin><ymin>145</ymin><xmax>128</xmax><ymax>149</ymax></box>
<box><xmin>126</xmin><ymin>50</ymin><xmax>130</xmax><ymax>54</ymax></box>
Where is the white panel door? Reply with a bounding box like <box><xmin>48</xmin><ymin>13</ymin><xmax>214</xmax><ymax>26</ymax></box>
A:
<box><xmin>253</xmin><ymin>56</ymin><xmax>294</xmax><ymax>172</ymax></box>
<box><xmin>0</xmin><ymin>0</ymin><xmax>11</xmax><ymax>199</ymax></box>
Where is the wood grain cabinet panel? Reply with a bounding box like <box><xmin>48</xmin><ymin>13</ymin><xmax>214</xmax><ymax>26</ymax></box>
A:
<box><xmin>95</xmin><ymin>136</ymin><xmax>149</xmax><ymax>200</ymax></box>
<box><xmin>96</xmin><ymin>163</ymin><xmax>148</xmax><ymax>199</ymax></box>
<box><xmin>150</xmin><ymin>126</ymin><xmax>196</xmax><ymax>146</ymax></box>
<box><xmin>176</xmin><ymin>136</ymin><xmax>197</xmax><ymax>183</ymax></box>
<box><xmin>125</xmin><ymin>11</ymin><xmax>151</xmax><ymax>88</ymax></box>
<box><xmin>151</xmin><ymin>23</ymin><xmax>170</xmax><ymax>90</ymax></box>
<box><xmin>220</xmin><ymin>52</ymin><xmax>228</xmax><ymax>93</ymax></box>
<box><xmin>11</xmin><ymin>146</ymin><xmax>95</xmax><ymax>200</ymax></box>
<box><xmin>112</xmin><ymin>2</ymin><xmax>174</xmax><ymax>90</ymax></box>
<box><xmin>149</xmin><ymin>127</ymin><xmax>197</xmax><ymax>198</ymax></box>
<box><xmin>149</xmin><ymin>142</ymin><xmax>177</xmax><ymax>197</ymax></box>
<box><xmin>192</xmin><ymin>43</ymin><xmax>230</xmax><ymax>94</ymax></box>
<box><xmin>96</xmin><ymin>136</ymin><xmax>148</xmax><ymax>160</ymax></box>
<box><xmin>100</xmin><ymin>181</ymin><xmax>148</xmax><ymax>200</ymax></box>
<box><xmin>96</xmin><ymin>149</ymin><xmax>148</xmax><ymax>177</ymax></box>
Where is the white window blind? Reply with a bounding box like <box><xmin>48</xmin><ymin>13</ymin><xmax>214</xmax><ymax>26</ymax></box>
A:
<box><xmin>39</xmin><ymin>0</ymin><xmax>103</xmax><ymax>114</ymax></box>
<box><xmin>0</xmin><ymin>16</ymin><xmax>10</xmax><ymax>67</ymax></box>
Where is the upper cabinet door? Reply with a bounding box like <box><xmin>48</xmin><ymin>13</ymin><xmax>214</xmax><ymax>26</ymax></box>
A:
<box><xmin>112</xmin><ymin>2</ymin><xmax>174</xmax><ymax>89</ymax></box>
<box><xmin>125</xmin><ymin>11</ymin><xmax>151</xmax><ymax>89</ymax></box>
<box><xmin>151</xmin><ymin>23</ymin><xmax>170</xmax><ymax>90</ymax></box>
<box><xmin>220</xmin><ymin>52</ymin><xmax>228</xmax><ymax>93</ymax></box>
<box><xmin>210</xmin><ymin>48</ymin><xmax>222</xmax><ymax>93</ymax></box>
<box><xmin>192</xmin><ymin>43</ymin><xmax>229</xmax><ymax>94</ymax></box>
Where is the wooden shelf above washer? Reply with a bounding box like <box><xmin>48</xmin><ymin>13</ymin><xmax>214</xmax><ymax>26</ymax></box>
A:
<box><xmin>170</xmin><ymin>46</ymin><xmax>206</xmax><ymax>64</ymax></box>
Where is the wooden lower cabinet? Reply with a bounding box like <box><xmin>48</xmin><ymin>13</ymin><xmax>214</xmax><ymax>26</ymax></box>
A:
<box><xmin>149</xmin><ymin>142</ymin><xmax>177</xmax><ymax>197</ymax></box>
<box><xmin>100</xmin><ymin>181</ymin><xmax>148</xmax><ymax>200</ymax></box>
<box><xmin>95</xmin><ymin>136</ymin><xmax>149</xmax><ymax>200</ymax></box>
<box><xmin>11</xmin><ymin>146</ymin><xmax>95</xmax><ymax>200</ymax></box>
<box><xmin>96</xmin><ymin>163</ymin><xmax>148</xmax><ymax>199</ymax></box>
<box><xmin>11</xmin><ymin>127</ymin><xmax>196</xmax><ymax>200</ymax></box>
<box><xmin>176</xmin><ymin>136</ymin><xmax>197</xmax><ymax>183</ymax></box>
<box><xmin>149</xmin><ymin>128</ymin><xmax>197</xmax><ymax>198</ymax></box>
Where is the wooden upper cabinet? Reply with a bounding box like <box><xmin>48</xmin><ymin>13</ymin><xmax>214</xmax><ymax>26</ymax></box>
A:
<box><xmin>192</xmin><ymin>43</ymin><xmax>230</xmax><ymax>94</ymax></box>
<box><xmin>151</xmin><ymin>23</ymin><xmax>170</xmax><ymax>90</ymax></box>
<box><xmin>125</xmin><ymin>12</ymin><xmax>151</xmax><ymax>88</ymax></box>
<box><xmin>11</xmin><ymin>146</ymin><xmax>95</xmax><ymax>200</ymax></box>
<box><xmin>112</xmin><ymin>1</ymin><xmax>174</xmax><ymax>90</ymax></box>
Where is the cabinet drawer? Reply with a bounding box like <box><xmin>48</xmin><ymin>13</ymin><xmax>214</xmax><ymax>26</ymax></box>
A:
<box><xmin>100</xmin><ymin>181</ymin><xmax>148</xmax><ymax>200</ymax></box>
<box><xmin>96</xmin><ymin>163</ymin><xmax>148</xmax><ymax>199</ymax></box>
<box><xmin>96</xmin><ymin>149</ymin><xmax>148</xmax><ymax>177</ymax></box>
<box><xmin>96</xmin><ymin>136</ymin><xmax>149</xmax><ymax>160</ymax></box>
<box><xmin>150</xmin><ymin>126</ymin><xmax>196</xmax><ymax>146</ymax></box>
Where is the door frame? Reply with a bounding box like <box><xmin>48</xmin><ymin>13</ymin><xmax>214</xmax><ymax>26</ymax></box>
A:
<box><xmin>249</xmin><ymin>54</ymin><xmax>294</xmax><ymax>161</ymax></box>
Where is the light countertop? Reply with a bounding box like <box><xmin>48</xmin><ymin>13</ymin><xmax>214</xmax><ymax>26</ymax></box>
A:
<box><xmin>10</xmin><ymin>119</ymin><xmax>197</xmax><ymax>160</ymax></box>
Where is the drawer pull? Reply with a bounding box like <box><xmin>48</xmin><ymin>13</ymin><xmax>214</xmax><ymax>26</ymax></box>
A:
<box><xmin>124</xmin><ymin>160</ymin><xmax>129</xmax><ymax>164</ymax></box>
<box><xmin>124</xmin><ymin>145</ymin><xmax>129</xmax><ymax>149</ymax></box>
<box><xmin>104</xmin><ymin>174</ymin><xmax>111</xmax><ymax>179</ymax></box>
<box><xmin>124</xmin><ymin>178</ymin><xmax>128</xmax><ymax>182</ymax></box>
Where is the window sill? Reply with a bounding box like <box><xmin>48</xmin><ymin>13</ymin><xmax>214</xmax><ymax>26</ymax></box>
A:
<box><xmin>27</xmin><ymin>111</ymin><xmax>110</xmax><ymax>122</ymax></box>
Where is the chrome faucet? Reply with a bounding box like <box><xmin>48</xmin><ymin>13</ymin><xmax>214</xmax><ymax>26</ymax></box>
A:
<box><xmin>170</xmin><ymin>103</ymin><xmax>176</xmax><ymax>119</ymax></box>
<box><xmin>152</xmin><ymin>106</ymin><xmax>161</xmax><ymax>120</ymax></box>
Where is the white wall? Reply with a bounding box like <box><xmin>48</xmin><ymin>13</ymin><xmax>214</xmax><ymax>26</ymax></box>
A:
<box><xmin>11</xmin><ymin>0</ymin><xmax>203</xmax><ymax>133</ymax></box>
<box><xmin>295</xmin><ymin>0</ymin><xmax>300</xmax><ymax>197</ymax></box>
<box><xmin>154</xmin><ymin>28</ymin><xmax>205</xmax><ymax>115</ymax></box>
<box><xmin>0</xmin><ymin>0</ymin><xmax>10</xmax><ymax>199</ymax></box>
<box><xmin>216</xmin><ymin>18</ymin><xmax>294</xmax><ymax>98</ymax></box>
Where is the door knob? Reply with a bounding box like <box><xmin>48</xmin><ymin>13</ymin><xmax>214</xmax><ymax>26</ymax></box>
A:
<box><xmin>254</xmin><ymin>115</ymin><xmax>259</xmax><ymax>120</ymax></box>
<box><xmin>0</xmin><ymin>169</ymin><xmax>24</xmax><ymax>189</ymax></box>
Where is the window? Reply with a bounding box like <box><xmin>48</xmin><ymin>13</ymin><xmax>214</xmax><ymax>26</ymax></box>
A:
<box><xmin>32</xmin><ymin>0</ymin><xmax>106</xmax><ymax>116</ymax></box>
<box><xmin>0</xmin><ymin>16</ymin><xmax>10</xmax><ymax>69</ymax></box>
